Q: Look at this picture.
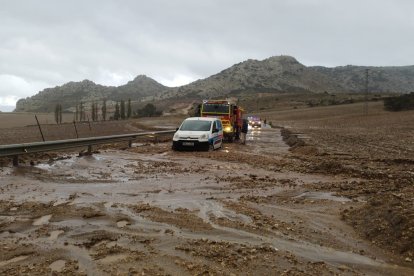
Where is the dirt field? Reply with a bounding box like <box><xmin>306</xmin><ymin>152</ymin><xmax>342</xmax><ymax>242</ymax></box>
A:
<box><xmin>0</xmin><ymin>115</ymin><xmax>184</xmax><ymax>145</ymax></box>
<box><xmin>0</xmin><ymin>102</ymin><xmax>413</xmax><ymax>275</ymax></box>
<box><xmin>0</xmin><ymin>112</ymin><xmax>77</xmax><ymax>129</ymax></box>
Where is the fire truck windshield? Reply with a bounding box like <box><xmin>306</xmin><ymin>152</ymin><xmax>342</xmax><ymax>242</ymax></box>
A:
<box><xmin>202</xmin><ymin>104</ymin><xmax>229</xmax><ymax>114</ymax></box>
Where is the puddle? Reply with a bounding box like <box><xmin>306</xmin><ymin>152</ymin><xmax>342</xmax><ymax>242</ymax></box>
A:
<box><xmin>152</xmin><ymin>198</ymin><xmax>253</xmax><ymax>225</ymax></box>
<box><xmin>33</xmin><ymin>214</ymin><xmax>52</xmax><ymax>226</ymax></box>
<box><xmin>35</xmin><ymin>163</ymin><xmax>54</xmax><ymax>170</ymax></box>
<box><xmin>153</xmin><ymin>125</ymin><xmax>176</xmax><ymax>129</ymax></box>
<box><xmin>131</xmin><ymin>143</ymin><xmax>146</xmax><ymax>147</ymax></box>
<box><xmin>53</xmin><ymin>199</ymin><xmax>68</xmax><ymax>206</ymax></box>
<box><xmin>0</xmin><ymin>255</ymin><xmax>29</xmax><ymax>267</ymax></box>
<box><xmin>116</xmin><ymin>220</ymin><xmax>130</xmax><ymax>228</ymax></box>
<box><xmin>98</xmin><ymin>254</ymin><xmax>128</xmax><ymax>264</ymax></box>
<box><xmin>106</xmin><ymin>241</ymin><xmax>118</xmax><ymax>247</ymax></box>
<box><xmin>35</xmin><ymin>156</ymin><xmax>77</xmax><ymax>171</ymax></box>
<box><xmin>294</xmin><ymin>192</ymin><xmax>351</xmax><ymax>202</ymax></box>
<box><xmin>88</xmin><ymin>155</ymin><xmax>105</xmax><ymax>161</ymax></box>
<box><xmin>0</xmin><ymin>215</ymin><xmax>16</xmax><ymax>223</ymax></box>
<box><xmin>49</xmin><ymin>259</ymin><xmax>66</xmax><ymax>272</ymax></box>
<box><xmin>200</xmin><ymin>201</ymin><xmax>252</xmax><ymax>223</ymax></box>
<box><xmin>53</xmin><ymin>219</ymin><xmax>87</xmax><ymax>228</ymax></box>
<box><xmin>115</xmin><ymin>176</ymin><xmax>130</xmax><ymax>183</ymax></box>
<box><xmin>0</xmin><ymin>167</ymin><xmax>14</xmax><ymax>176</ymax></box>
<box><xmin>49</xmin><ymin>230</ymin><xmax>64</xmax><ymax>240</ymax></box>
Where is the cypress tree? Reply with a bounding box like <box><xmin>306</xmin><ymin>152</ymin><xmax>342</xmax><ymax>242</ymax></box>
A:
<box><xmin>55</xmin><ymin>104</ymin><xmax>59</xmax><ymax>124</ymax></box>
<box><xmin>120</xmin><ymin>100</ymin><xmax>126</xmax><ymax>119</ymax></box>
<box><xmin>91</xmin><ymin>102</ymin><xmax>95</xmax><ymax>121</ymax></box>
<box><xmin>114</xmin><ymin>102</ymin><xmax>120</xmax><ymax>120</ymax></box>
<box><xmin>58</xmin><ymin>104</ymin><xmax>62</xmax><ymax>124</ymax></box>
<box><xmin>102</xmin><ymin>99</ymin><xmax>107</xmax><ymax>121</ymax></box>
<box><xmin>127</xmin><ymin>98</ymin><xmax>132</xmax><ymax>118</ymax></box>
<box><xmin>80</xmin><ymin>102</ymin><xmax>84</xmax><ymax>121</ymax></box>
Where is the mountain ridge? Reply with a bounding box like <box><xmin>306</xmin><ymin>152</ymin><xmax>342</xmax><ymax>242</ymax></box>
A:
<box><xmin>15</xmin><ymin>56</ymin><xmax>414</xmax><ymax>112</ymax></box>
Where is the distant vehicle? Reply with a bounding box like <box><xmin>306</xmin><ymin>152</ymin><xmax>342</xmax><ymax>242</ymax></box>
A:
<box><xmin>248</xmin><ymin>116</ymin><xmax>261</xmax><ymax>128</ymax></box>
<box><xmin>251</xmin><ymin>120</ymin><xmax>261</xmax><ymax>128</ymax></box>
<box><xmin>172</xmin><ymin>117</ymin><xmax>223</xmax><ymax>151</ymax></box>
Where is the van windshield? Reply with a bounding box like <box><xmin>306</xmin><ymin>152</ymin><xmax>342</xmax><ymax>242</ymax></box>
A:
<box><xmin>180</xmin><ymin>120</ymin><xmax>212</xmax><ymax>131</ymax></box>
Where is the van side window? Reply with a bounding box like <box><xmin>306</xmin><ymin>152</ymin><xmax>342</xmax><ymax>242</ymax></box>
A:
<box><xmin>216</xmin><ymin>120</ymin><xmax>222</xmax><ymax>130</ymax></box>
<box><xmin>212</xmin><ymin>121</ymin><xmax>218</xmax><ymax>132</ymax></box>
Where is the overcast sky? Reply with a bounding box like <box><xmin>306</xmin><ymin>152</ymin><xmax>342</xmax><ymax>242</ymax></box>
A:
<box><xmin>1</xmin><ymin>0</ymin><xmax>413</xmax><ymax>111</ymax></box>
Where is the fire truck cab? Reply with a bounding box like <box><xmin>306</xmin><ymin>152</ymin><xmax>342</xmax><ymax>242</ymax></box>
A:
<box><xmin>200</xmin><ymin>99</ymin><xmax>243</xmax><ymax>142</ymax></box>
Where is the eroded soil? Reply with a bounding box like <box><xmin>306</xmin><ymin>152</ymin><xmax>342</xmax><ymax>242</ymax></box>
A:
<box><xmin>0</xmin><ymin>125</ymin><xmax>413</xmax><ymax>275</ymax></box>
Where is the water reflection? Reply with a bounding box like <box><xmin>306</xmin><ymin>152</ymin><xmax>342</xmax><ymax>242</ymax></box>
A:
<box><xmin>248</xmin><ymin>128</ymin><xmax>261</xmax><ymax>141</ymax></box>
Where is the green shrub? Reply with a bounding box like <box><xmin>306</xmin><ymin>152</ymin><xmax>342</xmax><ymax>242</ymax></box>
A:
<box><xmin>383</xmin><ymin>93</ymin><xmax>414</xmax><ymax>111</ymax></box>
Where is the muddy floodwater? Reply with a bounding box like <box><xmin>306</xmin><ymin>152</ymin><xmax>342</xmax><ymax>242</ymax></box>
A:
<box><xmin>0</xmin><ymin>127</ymin><xmax>413</xmax><ymax>275</ymax></box>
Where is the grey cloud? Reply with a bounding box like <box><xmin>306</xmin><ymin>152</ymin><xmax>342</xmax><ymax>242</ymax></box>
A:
<box><xmin>0</xmin><ymin>0</ymin><xmax>414</xmax><ymax>111</ymax></box>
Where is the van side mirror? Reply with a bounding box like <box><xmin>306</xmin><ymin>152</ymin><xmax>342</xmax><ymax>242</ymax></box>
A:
<box><xmin>176</xmin><ymin>127</ymin><xmax>179</xmax><ymax>131</ymax></box>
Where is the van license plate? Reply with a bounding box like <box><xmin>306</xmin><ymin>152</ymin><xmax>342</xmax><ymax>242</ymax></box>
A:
<box><xmin>182</xmin><ymin>142</ymin><xmax>194</xmax><ymax>146</ymax></box>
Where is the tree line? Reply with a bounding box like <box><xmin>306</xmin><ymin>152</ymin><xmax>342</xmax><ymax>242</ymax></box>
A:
<box><xmin>383</xmin><ymin>93</ymin><xmax>414</xmax><ymax>111</ymax></box>
<box><xmin>54</xmin><ymin>99</ymin><xmax>160</xmax><ymax>124</ymax></box>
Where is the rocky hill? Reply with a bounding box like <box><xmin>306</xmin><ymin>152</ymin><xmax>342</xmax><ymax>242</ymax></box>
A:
<box><xmin>15</xmin><ymin>75</ymin><xmax>169</xmax><ymax>112</ymax></box>
<box><xmin>310</xmin><ymin>65</ymin><xmax>414</xmax><ymax>93</ymax></box>
<box><xmin>174</xmin><ymin>56</ymin><xmax>343</xmax><ymax>98</ymax></box>
<box><xmin>175</xmin><ymin>56</ymin><xmax>414</xmax><ymax>98</ymax></box>
<box><xmin>15</xmin><ymin>56</ymin><xmax>414</xmax><ymax>112</ymax></box>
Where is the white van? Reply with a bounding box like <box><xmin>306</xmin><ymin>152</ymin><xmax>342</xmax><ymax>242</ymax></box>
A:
<box><xmin>172</xmin><ymin>117</ymin><xmax>223</xmax><ymax>151</ymax></box>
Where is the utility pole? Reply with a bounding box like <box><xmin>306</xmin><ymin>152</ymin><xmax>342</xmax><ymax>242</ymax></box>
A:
<box><xmin>34</xmin><ymin>115</ymin><xmax>45</xmax><ymax>142</ymax></box>
<box><xmin>364</xmin><ymin>69</ymin><xmax>369</xmax><ymax>115</ymax></box>
<box><xmin>256</xmin><ymin>93</ymin><xmax>262</xmax><ymax>112</ymax></box>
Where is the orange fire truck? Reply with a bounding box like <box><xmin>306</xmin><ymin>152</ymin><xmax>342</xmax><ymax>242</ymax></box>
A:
<box><xmin>199</xmin><ymin>99</ymin><xmax>244</xmax><ymax>142</ymax></box>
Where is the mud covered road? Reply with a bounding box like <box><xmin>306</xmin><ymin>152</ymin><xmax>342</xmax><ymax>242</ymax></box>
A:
<box><xmin>0</xmin><ymin>127</ymin><xmax>413</xmax><ymax>275</ymax></box>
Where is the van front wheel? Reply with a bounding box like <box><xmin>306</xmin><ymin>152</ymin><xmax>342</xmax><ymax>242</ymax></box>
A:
<box><xmin>172</xmin><ymin>143</ymin><xmax>180</xmax><ymax>151</ymax></box>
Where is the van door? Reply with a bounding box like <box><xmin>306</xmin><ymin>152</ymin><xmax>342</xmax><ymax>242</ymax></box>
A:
<box><xmin>218</xmin><ymin>120</ymin><xmax>223</xmax><ymax>146</ymax></box>
<box><xmin>213</xmin><ymin>120</ymin><xmax>223</xmax><ymax>148</ymax></box>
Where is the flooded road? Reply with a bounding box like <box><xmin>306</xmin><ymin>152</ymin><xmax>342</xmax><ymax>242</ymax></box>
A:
<box><xmin>0</xmin><ymin>127</ymin><xmax>412</xmax><ymax>275</ymax></box>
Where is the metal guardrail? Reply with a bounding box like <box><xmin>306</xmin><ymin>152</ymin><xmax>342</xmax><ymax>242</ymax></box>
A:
<box><xmin>0</xmin><ymin>130</ymin><xmax>176</xmax><ymax>165</ymax></box>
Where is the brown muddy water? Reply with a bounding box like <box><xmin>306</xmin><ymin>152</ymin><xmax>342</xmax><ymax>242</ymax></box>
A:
<box><xmin>0</xmin><ymin>128</ymin><xmax>412</xmax><ymax>275</ymax></box>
